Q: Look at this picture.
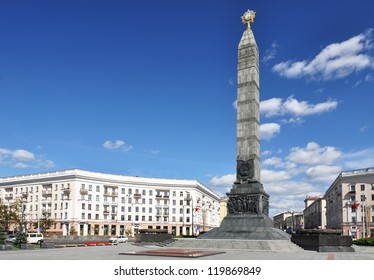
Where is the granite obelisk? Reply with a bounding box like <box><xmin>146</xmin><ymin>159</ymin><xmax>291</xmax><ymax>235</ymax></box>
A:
<box><xmin>199</xmin><ymin>10</ymin><xmax>289</xmax><ymax>240</ymax></box>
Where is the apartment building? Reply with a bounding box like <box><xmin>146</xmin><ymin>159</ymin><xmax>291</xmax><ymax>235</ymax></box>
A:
<box><xmin>0</xmin><ymin>169</ymin><xmax>221</xmax><ymax>237</ymax></box>
<box><xmin>273</xmin><ymin>211</ymin><xmax>303</xmax><ymax>232</ymax></box>
<box><xmin>303</xmin><ymin>195</ymin><xmax>326</xmax><ymax>229</ymax></box>
<box><xmin>325</xmin><ymin>167</ymin><xmax>374</xmax><ymax>238</ymax></box>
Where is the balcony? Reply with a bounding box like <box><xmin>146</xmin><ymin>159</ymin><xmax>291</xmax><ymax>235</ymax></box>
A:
<box><xmin>80</xmin><ymin>189</ymin><xmax>88</xmax><ymax>195</ymax></box>
<box><xmin>42</xmin><ymin>190</ymin><xmax>52</xmax><ymax>196</ymax></box>
<box><xmin>133</xmin><ymin>193</ymin><xmax>142</xmax><ymax>198</ymax></box>
<box><xmin>103</xmin><ymin>210</ymin><xmax>110</xmax><ymax>214</ymax></box>
<box><xmin>63</xmin><ymin>188</ymin><xmax>71</xmax><ymax>195</ymax></box>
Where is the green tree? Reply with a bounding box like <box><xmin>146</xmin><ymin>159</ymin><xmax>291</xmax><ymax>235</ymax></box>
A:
<box><xmin>33</xmin><ymin>211</ymin><xmax>55</xmax><ymax>236</ymax></box>
<box><xmin>0</xmin><ymin>198</ymin><xmax>21</xmax><ymax>232</ymax></box>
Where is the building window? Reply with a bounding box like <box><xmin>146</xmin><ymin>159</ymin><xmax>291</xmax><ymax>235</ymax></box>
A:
<box><xmin>128</xmin><ymin>206</ymin><xmax>132</xmax><ymax>212</ymax></box>
<box><xmin>128</xmin><ymin>189</ymin><xmax>132</xmax><ymax>195</ymax></box>
<box><xmin>96</xmin><ymin>186</ymin><xmax>100</xmax><ymax>192</ymax></box>
<box><xmin>149</xmin><ymin>199</ymin><xmax>153</xmax><ymax>204</ymax></box>
<box><xmin>350</xmin><ymin>184</ymin><xmax>355</xmax><ymax>192</ymax></box>
<box><xmin>149</xmin><ymin>208</ymin><xmax>152</xmax><ymax>213</ymax></box>
<box><xmin>142</xmin><ymin>216</ymin><xmax>146</xmax><ymax>221</ymax></box>
<box><xmin>82</xmin><ymin>204</ymin><xmax>86</xmax><ymax>210</ymax></box>
<box><xmin>88</xmin><ymin>194</ymin><xmax>92</xmax><ymax>201</ymax></box>
<box><xmin>173</xmin><ymin>200</ymin><xmax>176</xmax><ymax>206</ymax></box>
<box><xmin>372</xmin><ymin>194</ymin><xmax>374</xmax><ymax>201</ymax></box>
<box><xmin>180</xmin><ymin>200</ymin><xmax>183</xmax><ymax>205</ymax></box>
<box><xmin>96</xmin><ymin>205</ymin><xmax>99</xmax><ymax>211</ymax></box>
<box><xmin>350</xmin><ymin>195</ymin><xmax>356</xmax><ymax>201</ymax></box>
<box><xmin>81</xmin><ymin>213</ymin><xmax>85</xmax><ymax>219</ymax></box>
<box><xmin>96</xmin><ymin>195</ymin><xmax>100</xmax><ymax>202</ymax></box>
<box><xmin>142</xmin><ymin>198</ymin><xmax>146</xmax><ymax>204</ymax></box>
<box><xmin>121</xmin><ymin>197</ymin><xmax>125</xmax><ymax>203</ymax></box>
<box><xmin>121</xmin><ymin>188</ymin><xmax>125</xmax><ymax>194</ymax></box>
<box><xmin>89</xmin><ymin>185</ymin><xmax>92</xmax><ymax>191</ymax></box>
<box><xmin>135</xmin><ymin>206</ymin><xmax>139</xmax><ymax>213</ymax></box>
<box><xmin>135</xmin><ymin>215</ymin><xmax>139</xmax><ymax>221</ymax></box>
<box><xmin>149</xmin><ymin>190</ymin><xmax>153</xmax><ymax>196</ymax></box>
<box><xmin>88</xmin><ymin>204</ymin><xmax>92</xmax><ymax>210</ymax></box>
<box><xmin>180</xmin><ymin>191</ymin><xmax>183</xmax><ymax>197</ymax></box>
<box><xmin>121</xmin><ymin>206</ymin><xmax>125</xmax><ymax>212</ymax></box>
<box><xmin>361</xmin><ymin>184</ymin><xmax>365</xmax><ymax>191</ymax></box>
<box><xmin>149</xmin><ymin>216</ymin><xmax>152</xmax><ymax>221</ymax></box>
<box><xmin>88</xmin><ymin>214</ymin><xmax>91</xmax><ymax>220</ymax></box>
<box><xmin>142</xmin><ymin>190</ymin><xmax>146</xmax><ymax>196</ymax></box>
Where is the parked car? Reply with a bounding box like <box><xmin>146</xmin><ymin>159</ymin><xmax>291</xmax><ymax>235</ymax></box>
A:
<box><xmin>5</xmin><ymin>235</ymin><xmax>16</xmax><ymax>243</ymax></box>
<box><xmin>109</xmin><ymin>235</ymin><xmax>128</xmax><ymax>243</ymax></box>
<box><xmin>26</xmin><ymin>233</ymin><xmax>44</xmax><ymax>245</ymax></box>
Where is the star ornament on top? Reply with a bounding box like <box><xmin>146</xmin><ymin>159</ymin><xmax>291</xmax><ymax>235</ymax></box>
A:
<box><xmin>241</xmin><ymin>10</ymin><xmax>256</xmax><ymax>30</ymax></box>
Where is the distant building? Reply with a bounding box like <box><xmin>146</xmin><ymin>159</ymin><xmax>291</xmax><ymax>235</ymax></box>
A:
<box><xmin>273</xmin><ymin>211</ymin><xmax>303</xmax><ymax>232</ymax></box>
<box><xmin>325</xmin><ymin>167</ymin><xmax>374</xmax><ymax>238</ymax></box>
<box><xmin>0</xmin><ymin>169</ymin><xmax>221</xmax><ymax>237</ymax></box>
<box><xmin>219</xmin><ymin>197</ymin><xmax>228</xmax><ymax>222</ymax></box>
<box><xmin>303</xmin><ymin>195</ymin><xmax>326</xmax><ymax>229</ymax></box>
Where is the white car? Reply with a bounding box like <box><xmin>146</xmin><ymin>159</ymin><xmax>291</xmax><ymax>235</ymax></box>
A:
<box><xmin>109</xmin><ymin>235</ymin><xmax>128</xmax><ymax>243</ymax></box>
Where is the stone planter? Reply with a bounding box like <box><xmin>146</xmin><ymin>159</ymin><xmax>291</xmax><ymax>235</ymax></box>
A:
<box><xmin>20</xmin><ymin>243</ymin><xmax>35</xmax><ymax>250</ymax></box>
<box><xmin>0</xmin><ymin>244</ymin><xmax>13</xmax><ymax>251</ymax></box>
<box><xmin>291</xmin><ymin>234</ymin><xmax>354</xmax><ymax>252</ymax></box>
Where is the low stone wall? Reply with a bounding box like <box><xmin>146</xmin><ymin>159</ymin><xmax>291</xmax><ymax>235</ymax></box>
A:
<box><xmin>291</xmin><ymin>234</ymin><xmax>354</xmax><ymax>252</ymax></box>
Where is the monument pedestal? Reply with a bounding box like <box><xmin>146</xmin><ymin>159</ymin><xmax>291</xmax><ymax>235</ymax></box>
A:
<box><xmin>199</xmin><ymin>181</ymin><xmax>290</xmax><ymax>240</ymax></box>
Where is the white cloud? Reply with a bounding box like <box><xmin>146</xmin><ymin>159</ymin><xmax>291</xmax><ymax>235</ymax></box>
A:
<box><xmin>260</xmin><ymin>98</ymin><xmax>283</xmax><ymax>117</ymax></box>
<box><xmin>343</xmin><ymin>148</ymin><xmax>374</xmax><ymax>170</ymax></box>
<box><xmin>103</xmin><ymin>140</ymin><xmax>125</xmax><ymax>150</ymax></box>
<box><xmin>263</xmin><ymin>41</ymin><xmax>279</xmax><ymax>62</ymax></box>
<box><xmin>12</xmin><ymin>149</ymin><xmax>35</xmax><ymax>161</ymax></box>
<box><xmin>150</xmin><ymin>150</ymin><xmax>160</xmax><ymax>155</ymax></box>
<box><xmin>103</xmin><ymin>139</ymin><xmax>133</xmax><ymax>152</ymax></box>
<box><xmin>209</xmin><ymin>174</ymin><xmax>235</xmax><ymax>196</ymax></box>
<box><xmin>305</xmin><ymin>165</ymin><xmax>342</xmax><ymax>183</ymax></box>
<box><xmin>260</xmin><ymin>96</ymin><xmax>337</xmax><ymax>118</ymax></box>
<box><xmin>260</xmin><ymin>123</ymin><xmax>281</xmax><ymax>140</ymax></box>
<box><xmin>283</xmin><ymin>97</ymin><xmax>337</xmax><ymax>116</ymax></box>
<box><xmin>287</xmin><ymin>142</ymin><xmax>342</xmax><ymax>165</ymax></box>
<box><xmin>272</xmin><ymin>29</ymin><xmax>374</xmax><ymax>80</ymax></box>
<box><xmin>0</xmin><ymin>147</ymin><xmax>54</xmax><ymax>169</ymax></box>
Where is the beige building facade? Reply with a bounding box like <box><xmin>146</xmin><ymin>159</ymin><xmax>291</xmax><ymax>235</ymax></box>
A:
<box><xmin>0</xmin><ymin>169</ymin><xmax>221</xmax><ymax>237</ymax></box>
<box><xmin>303</xmin><ymin>195</ymin><xmax>326</xmax><ymax>229</ymax></box>
<box><xmin>325</xmin><ymin>167</ymin><xmax>374</xmax><ymax>238</ymax></box>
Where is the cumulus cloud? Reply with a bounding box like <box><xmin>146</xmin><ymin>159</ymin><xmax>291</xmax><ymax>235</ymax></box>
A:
<box><xmin>209</xmin><ymin>174</ymin><xmax>236</xmax><ymax>196</ymax></box>
<box><xmin>260</xmin><ymin>123</ymin><xmax>281</xmax><ymax>140</ymax></box>
<box><xmin>103</xmin><ymin>139</ymin><xmax>133</xmax><ymax>152</ymax></box>
<box><xmin>0</xmin><ymin>148</ymin><xmax>54</xmax><ymax>169</ymax></box>
<box><xmin>260</xmin><ymin>96</ymin><xmax>337</xmax><ymax>118</ymax></box>
<box><xmin>287</xmin><ymin>142</ymin><xmax>342</xmax><ymax>165</ymax></box>
<box><xmin>305</xmin><ymin>165</ymin><xmax>342</xmax><ymax>183</ymax></box>
<box><xmin>272</xmin><ymin>29</ymin><xmax>374</xmax><ymax>80</ymax></box>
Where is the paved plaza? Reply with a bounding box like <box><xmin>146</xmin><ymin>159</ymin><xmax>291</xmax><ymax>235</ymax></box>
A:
<box><xmin>1</xmin><ymin>241</ymin><xmax>374</xmax><ymax>260</ymax></box>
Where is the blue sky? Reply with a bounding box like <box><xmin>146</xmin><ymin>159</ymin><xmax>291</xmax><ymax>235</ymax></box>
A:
<box><xmin>0</xmin><ymin>0</ymin><xmax>373</xmax><ymax>217</ymax></box>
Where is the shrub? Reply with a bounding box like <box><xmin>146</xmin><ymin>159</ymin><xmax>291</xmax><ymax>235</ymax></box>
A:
<box><xmin>0</xmin><ymin>232</ymin><xmax>6</xmax><ymax>245</ymax></box>
<box><xmin>14</xmin><ymin>232</ymin><xmax>27</xmax><ymax>247</ymax></box>
<box><xmin>353</xmin><ymin>238</ymin><xmax>374</xmax><ymax>246</ymax></box>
